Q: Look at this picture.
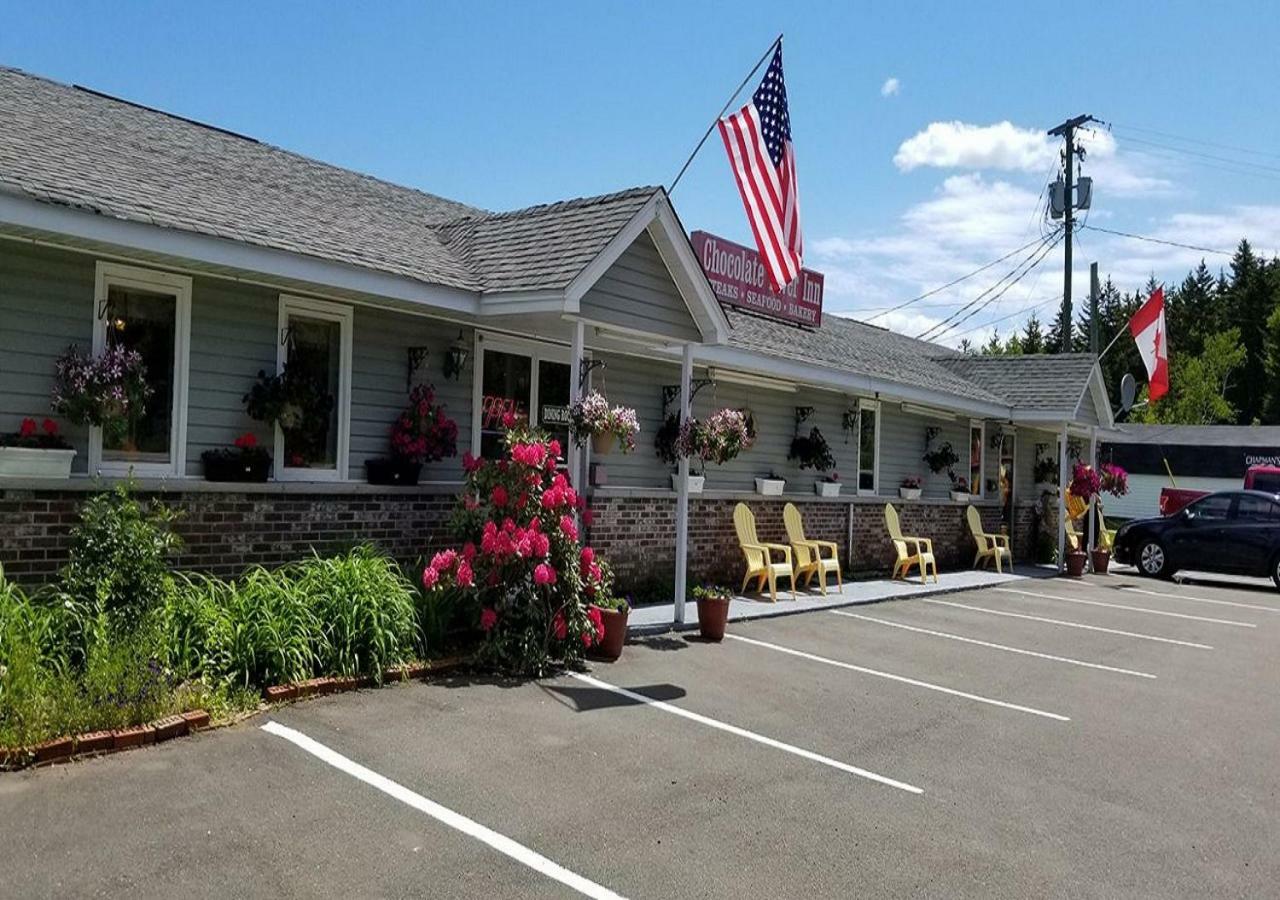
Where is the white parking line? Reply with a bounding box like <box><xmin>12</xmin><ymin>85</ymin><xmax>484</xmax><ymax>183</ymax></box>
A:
<box><xmin>724</xmin><ymin>633</ymin><xmax>1070</xmax><ymax>722</ymax></box>
<box><xmin>567</xmin><ymin>672</ymin><xmax>923</xmax><ymax>794</ymax></box>
<box><xmin>993</xmin><ymin>587</ymin><xmax>1256</xmax><ymax>628</ymax></box>
<box><xmin>261</xmin><ymin>721</ymin><xmax>627</xmax><ymax>900</ymax></box>
<box><xmin>1115</xmin><ymin>584</ymin><xmax>1280</xmax><ymax>613</ymax></box>
<box><xmin>922</xmin><ymin>598</ymin><xmax>1214</xmax><ymax>649</ymax></box>
<box><xmin>829</xmin><ymin>610</ymin><xmax>1157</xmax><ymax>679</ymax></box>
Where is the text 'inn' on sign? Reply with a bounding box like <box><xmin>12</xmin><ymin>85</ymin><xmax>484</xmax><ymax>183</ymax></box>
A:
<box><xmin>691</xmin><ymin>230</ymin><xmax>823</xmax><ymax>327</ymax></box>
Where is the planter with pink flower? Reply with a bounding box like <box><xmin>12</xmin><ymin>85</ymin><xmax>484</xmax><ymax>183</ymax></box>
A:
<box><xmin>366</xmin><ymin>384</ymin><xmax>459</xmax><ymax>486</ymax></box>
<box><xmin>420</xmin><ymin>423</ymin><xmax>612</xmax><ymax>675</ymax></box>
<box><xmin>1068</xmin><ymin>461</ymin><xmax>1129</xmax><ymax>573</ymax></box>
<box><xmin>570</xmin><ymin>390</ymin><xmax>640</xmax><ymax>456</ymax></box>
<box><xmin>664</xmin><ymin>407</ymin><xmax>753</xmax><ymax>493</ymax></box>
<box><xmin>51</xmin><ymin>344</ymin><xmax>151</xmax><ymax>452</ymax></box>
<box><xmin>0</xmin><ymin>417</ymin><xmax>75</xmax><ymax>478</ymax></box>
<box><xmin>588</xmin><ymin>578</ymin><xmax>629</xmax><ymax>662</ymax></box>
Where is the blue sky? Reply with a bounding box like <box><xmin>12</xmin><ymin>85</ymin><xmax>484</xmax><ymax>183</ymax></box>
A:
<box><xmin>3</xmin><ymin>0</ymin><xmax>1278</xmax><ymax>345</ymax></box>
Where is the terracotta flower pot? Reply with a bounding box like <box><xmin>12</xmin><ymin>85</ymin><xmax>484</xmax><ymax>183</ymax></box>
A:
<box><xmin>591</xmin><ymin>607</ymin><xmax>628</xmax><ymax>661</ymax></box>
<box><xmin>1091</xmin><ymin>548</ymin><xmax>1111</xmax><ymax>574</ymax></box>
<box><xmin>591</xmin><ymin>432</ymin><xmax>616</xmax><ymax>456</ymax></box>
<box><xmin>697</xmin><ymin>595</ymin><xmax>731</xmax><ymax>642</ymax></box>
<box><xmin>1064</xmin><ymin>550</ymin><xmax>1087</xmax><ymax>578</ymax></box>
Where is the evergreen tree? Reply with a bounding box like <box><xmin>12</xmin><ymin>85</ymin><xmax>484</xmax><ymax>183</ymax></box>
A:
<box><xmin>958</xmin><ymin>338</ymin><xmax>976</xmax><ymax>355</ymax></box>
<box><xmin>1222</xmin><ymin>241</ymin><xmax>1270</xmax><ymax>423</ymax></box>
<box><xmin>1004</xmin><ymin>330</ymin><xmax>1023</xmax><ymax>355</ymax></box>
<box><xmin>1021</xmin><ymin>313</ymin><xmax>1046</xmax><ymax>354</ymax></box>
<box><xmin>1263</xmin><ymin>304</ymin><xmax>1280</xmax><ymax>423</ymax></box>
<box><xmin>1166</xmin><ymin>260</ymin><xmax>1217</xmax><ymax>357</ymax></box>
<box><xmin>981</xmin><ymin>329</ymin><xmax>1004</xmax><ymax>355</ymax></box>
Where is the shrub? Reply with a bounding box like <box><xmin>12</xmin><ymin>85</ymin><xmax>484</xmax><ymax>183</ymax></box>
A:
<box><xmin>59</xmin><ymin>483</ymin><xmax>181</xmax><ymax>640</ymax></box>
<box><xmin>426</xmin><ymin>425</ymin><xmax>610</xmax><ymax>676</ymax></box>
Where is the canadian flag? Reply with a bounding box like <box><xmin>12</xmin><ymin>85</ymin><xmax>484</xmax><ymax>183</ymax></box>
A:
<box><xmin>1129</xmin><ymin>286</ymin><xmax>1169</xmax><ymax>402</ymax></box>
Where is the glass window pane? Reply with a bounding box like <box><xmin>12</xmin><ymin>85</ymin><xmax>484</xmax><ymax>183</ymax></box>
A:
<box><xmin>970</xmin><ymin>425</ymin><xmax>983</xmax><ymax>492</ymax></box>
<box><xmin>1188</xmin><ymin>494</ymin><xmax>1232</xmax><ymax>520</ymax></box>
<box><xmin>283</xmin><ymin>315</ymin><xmax>340</xmax><ymax>469</ymax></box>
<box><xmin>1236</xmin><ymin>495</ymin><xmax>1277</xmax><ymax>521</ymax></box>
<box><xmin>999</xmin><ymin>436</ymin><xmax>1015</xmax><ymax>530</ymax></box>
<box><xmin>858</xmin><ymin>408</ymin><xmax>876</xmax><ymax>491</ymax></box>
<box><xmin>480</xmin><ymin>350</ymin><xmax>531</xmax><ymax>460</ymax></box>
<box><xmin>537</xmin><ymin>360</ymin><xmax>571</xmax><ymax>465</ymax></box>
<box><xmin>103</xmin><ymin>285</ymin><xmax>175</xmax><ymax>464</ymax></box>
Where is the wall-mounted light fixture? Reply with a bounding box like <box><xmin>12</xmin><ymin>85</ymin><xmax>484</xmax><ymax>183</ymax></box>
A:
<box><xmin>443</xmin><ymin>330</ymin><xmax>469</xmax><ymax>381</ymax></box>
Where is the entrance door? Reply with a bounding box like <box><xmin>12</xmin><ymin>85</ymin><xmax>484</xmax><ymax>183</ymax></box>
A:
<box><xmin>474</xmin><ymin>335</ymin><xmax>572</xmax><ymax>465</ymax></box>
<box><xmin>998</xmin><ymin>432</ymin><xmax>1016</xmax><ymax>537</ymax></box>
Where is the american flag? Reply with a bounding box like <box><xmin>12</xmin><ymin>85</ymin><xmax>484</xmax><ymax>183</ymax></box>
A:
<box><xmin>717</xmin><ymin>44</ymin><xmax>803</xmax><ymax>291</ymax></box>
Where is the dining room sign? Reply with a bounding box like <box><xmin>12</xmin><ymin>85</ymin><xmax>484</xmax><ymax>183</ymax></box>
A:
<box><xmin>691</xmin><ymin>230</ymin><xmax>823</xmax><ymax>327</ymax></box>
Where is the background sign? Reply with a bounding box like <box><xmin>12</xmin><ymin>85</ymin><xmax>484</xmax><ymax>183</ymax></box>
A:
<box><xmin>691</xmin><ymin>230</ymin><xmax>824</xmax><ymax>327</ymax></box>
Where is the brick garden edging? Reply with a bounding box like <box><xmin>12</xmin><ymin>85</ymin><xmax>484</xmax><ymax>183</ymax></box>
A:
<box><xmin>0</xmin><ymin>709</ymin><xmax>211</xmax><ymax>771</ymax></box>
<box><xmin>259</xmin><ymin>655</ymin><xmax>468</xmax><ymax>703</ymax></box>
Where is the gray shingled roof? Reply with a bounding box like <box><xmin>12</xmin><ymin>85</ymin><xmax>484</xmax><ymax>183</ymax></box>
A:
<box><xmin>1100</xmin><ymin>424</ymin><xmax>1280</xmax><ymax>446</ymax></box>
<box><xmin>436</xmin><ymin>187</ymin><xmax>656</xmax><ymax>292</ymax></box>
<box><xmin>0</xmin><ymin>66</ymin><xmax>661</xmax><ymax>296</ymax></box>
<box><xmin>935</xmin><ymin>353</ymin><xmax>1099</xmax><ymax>413</ymax></box>
<box><xmin>724</xmin><ymin>309</ymin><xmax>1009</xmax><ymax>406</ymax></box>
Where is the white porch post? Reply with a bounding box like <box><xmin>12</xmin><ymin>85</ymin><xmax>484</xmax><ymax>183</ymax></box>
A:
<box><xmin>1057</xmin><ymin>422</ymin><xmax>1069</xmax><ymax>572</ymax></box>
<box><xmin>568</xmin><ymin>320</ymin><xmax>585</xmax><ymax>489</ymax></box>
<box><xmin>673</xmin><ymin>343</ymin><xmax>693</xmax><ymax>626</ymax></box>
<box><xmin>1087</xmin><ymin>426</ymin><xmax>1098</xmax><ymax>569</ymax></box>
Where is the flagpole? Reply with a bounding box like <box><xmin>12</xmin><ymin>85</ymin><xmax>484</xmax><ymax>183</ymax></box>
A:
<box><xmin>668</xmin><ymin>33</ymin><xmax>783</xmax><ymax>194</ymax></box>
<box><xmin>1096</xmin><ymin>325</ymin><xmax>1127</xmax><ymax>362</ymax></box>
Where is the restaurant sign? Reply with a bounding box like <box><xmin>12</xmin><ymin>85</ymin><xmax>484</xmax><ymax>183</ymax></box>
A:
<box><xmin>691</xmin><ymin>230</ymin><xmax>824</xmax><ymax>327</ymax></box>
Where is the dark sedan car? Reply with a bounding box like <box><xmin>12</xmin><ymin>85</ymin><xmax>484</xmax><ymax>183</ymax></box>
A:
<box><xmin>1113</xmin><ymin>490</ymin><xmax>1280</xmax><ymax>587</ymax></box>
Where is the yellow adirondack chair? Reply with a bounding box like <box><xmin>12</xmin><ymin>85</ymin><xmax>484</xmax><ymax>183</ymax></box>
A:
<box><xmin>884</xmin><ymin>503</ymin><xmax>937</xmax><ymax>584</ymax></box>
<box><xmin>783</xmin><ymin>503</ymin><xmax>842</xmax><ymax>594</ymax></box>
<box><xmin>966</xmin><ymin>505</ymin><xmax>1011</xmax><ymax>573</ymax></box>
<box><xmin>733</xmin><ymin>503</ymin><xmax>795</xmax><ymax>602</ymax></box>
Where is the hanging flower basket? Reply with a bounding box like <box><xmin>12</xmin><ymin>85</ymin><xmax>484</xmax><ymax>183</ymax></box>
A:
<box><xmin>591</xmin><ymin>431</ymin><xmax>617</xmax><ymax>456</ymax></box>
<box><xmin>571</xmin><ymin>390</ymin><xmax>639</xmax><ymax>455</ymax></box>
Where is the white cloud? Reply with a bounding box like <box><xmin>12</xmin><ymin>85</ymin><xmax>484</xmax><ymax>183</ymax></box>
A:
<box><xmin>894</xmin><ymin>121</ymin><xmax>1054</xmax><ymax>173</ymax></box>
<box><xmin>880</xmin><ymin>77</ymin><xmax>900</xmax><ymax>97</ymax></box>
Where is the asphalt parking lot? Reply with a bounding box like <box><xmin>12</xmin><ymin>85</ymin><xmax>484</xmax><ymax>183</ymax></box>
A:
<box><xmin>3</xmin><ymin>572</ymin><xmax>1278</xmax><ymax>899</ymax></box>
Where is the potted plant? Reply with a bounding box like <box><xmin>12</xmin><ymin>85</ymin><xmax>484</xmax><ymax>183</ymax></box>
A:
<box><xmin>922</xmin><ymin>429</ymin><xmax>959</xmax><ymax>482</ymax></box>
<box><xmin>366</xmin><ymin>384</ymin><xmax>458</xmax><ymax>485</ymax></box>
<box><xmin>243</xmin><ymin>362</ymin><xmax>336</xmax><ymax>468</ymax></box>
<box><xmin>201</xmin><ymin>432</ymin><xmax>272</xmax><ymax>482</ymax></box>
<box><xmin>51</xmin><ymin>344</ymin><xmax>151</xmax><ymax>449</ymax></box>
<box><xmin>0</xmin><ymin>417</ymin><xmax>75</xmax><ymax>478</ymax></box>
<box><xmin>788</xmin><ymin>426</ymin><xmax>835</xmax><ymax>473</ymax></box>
<box><xmin>755</xmin><ymin>470</ymin><xmax>786</xmax><ymax>495</ymax></box>
<box><xmin>655</xmin><ymin>413</ymin><xmax>703</xmax><ymax>492</ymax></box>
<box><xmin>589</xmin><ymin>592</ymin><xmax>630</xmax><ymax>662</ymax></box>
<box><xmin>815</xmin><ymin>471</ymin><xmax>842</xmax><ymax>498</ymax></box>
<box><xmin>570</xmin><ymin>390</ymin><xmax>639</xmax><ymax>456</ymax></box>
<box><xmin>948</xmin><ymin>476</ymin><xmax>970</xmax><ymax>502</ymax></box>
<box><xmin>693</xmin><ymin>584</ymin><xmax>733</xmax><ymax>641</ymax></box>
<box><xmin>667</xmin><ymin>408</ymin><xmax>752</xmax><ymax>493</ymax></box>
<box><xmin>899</xmin><ymin>475</ymin><xmax>923</xmax><ymax>500</ymax></box>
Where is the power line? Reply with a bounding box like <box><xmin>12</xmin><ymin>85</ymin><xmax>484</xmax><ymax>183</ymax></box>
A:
<box><xmin>915</xmin><ymin>230</ymin><xmax>1061</xmax><ymax>341</ymax></box>
<box><xmin>1116</xmin><ymin>133</ymin><xmax>1280</xmax><ymax>176</ymax></box>
<box><xmin>1111</xmin><ymin>122</ymin><xmax>1280</xmax><ymax>162</ymax></box>
<box><xmin>920</xmin><ymin>232</ymin><xmax>1065</xmax><ymax>341</ymax></box>
<box><xmin>863</xmin><ymin>234</ymin><xmax>1053</xmax><ymax>323</ymax></box>
<box><xmin>949</xmin><ymin>293</ymin><xmax>1062</xmax><ymax>341</ymax></box>
<box><xmin>1080</xmin><ymin>223</ymin><xmax>1234</xmax><ymax>257</ymax></box>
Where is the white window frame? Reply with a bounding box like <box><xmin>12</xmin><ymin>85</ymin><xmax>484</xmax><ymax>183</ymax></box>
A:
<box><xmin>470</xmin><ymin>332</ymin><xmax>575</xmax><ymax>456</ymax></box>
<box><xmin>275</xmin><ymin>294</ymin><xmax>353</xmax><ymax>481</ymax></box>
<box><xmin>855</xmin><ymin>398</ymin><xmax>880</xmax><ymax>496</ymax></box>
<box><xmin>969</xmin><ymin>419</ymin><xmax>986</xmax><ymax>499</ymax></box>
<box><xmin>90</xmin><ymin>262</ymin><xmax>192</xmax><ymax>478</ymax></box>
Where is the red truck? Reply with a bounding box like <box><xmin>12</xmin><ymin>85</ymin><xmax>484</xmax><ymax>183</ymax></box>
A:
<box><xmin>1158</xmin><ymin>465</ymin><xmax>1280</xmax><ymax>515</ymax></box>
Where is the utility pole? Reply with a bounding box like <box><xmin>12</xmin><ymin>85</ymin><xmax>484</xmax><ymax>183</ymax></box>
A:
<box><xmin>1047</xmin><ymin>114</ymin><xmax>1097</xmax><ymax>353</ymax></box>
<box><xmin>1089</xmin><ymin>261</ymin><xmax>1100</xmax><ymax>355</ymax></box>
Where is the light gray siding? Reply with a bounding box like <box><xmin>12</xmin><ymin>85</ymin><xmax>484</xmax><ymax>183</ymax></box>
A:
<box><xmin>0</xmin><ymin>242</ymin><xmax>95</xmax><ymax>472</ymax></box>
<box><xmin>349</xmin><ymin>308</ymin><xmax>473</xmax><ymax>480</ymax></box>
<box><xmin>579</xmin><ymin>233</ymin><xmax>701</xmax><ymax>342</ymax></box>
<box><xmin>185</xmin><ymin>277</ymin><xmax>277</xmax><ymax>474</ymax></box>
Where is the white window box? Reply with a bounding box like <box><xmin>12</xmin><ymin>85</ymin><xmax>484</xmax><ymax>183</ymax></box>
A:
<box><xmin>899</xmin><ymin>487</ymin><xmax>922</xmax><ymax>500</ymax></box>
<box><xmin>755</xmin><ymin>477</ymin><xmax>785</xmax><ymax>496</ymax></box>
<box><xmin>0</xmin><ymin>447</ymin><xmax>76</xmax><ymax>479</ymax></box>
<box><xmin>671</xmin><ymin>473</ymin><xmax>705</xmax><ymax>494</ymax></box>
<box><xmin>950</xmin><ymin>490</ymin><xmax>970</xmax><ymax>502</ymax></box>
<box><xmin>814</xmin><ymin>480</ymin><xmax>842</xmax><ymax>497</ymax></box>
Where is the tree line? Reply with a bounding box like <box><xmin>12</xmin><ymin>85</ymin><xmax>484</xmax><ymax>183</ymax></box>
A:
<box><xmin>963</xmin><ymin>240</ymin><xmax>1280</xmax><ymax>425</ymax></box>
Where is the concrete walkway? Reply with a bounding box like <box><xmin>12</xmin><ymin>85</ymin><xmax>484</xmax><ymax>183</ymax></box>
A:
<box><xmin>629</xmin><ymin>565</ymin><xmax>1056</xmax><ymax>632</ymax></box>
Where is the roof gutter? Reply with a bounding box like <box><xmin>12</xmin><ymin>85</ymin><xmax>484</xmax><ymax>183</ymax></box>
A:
<box><xmin>0</xmin><ymin>189</ymin><xmax>481</xmax><ymax>315</ymax></box>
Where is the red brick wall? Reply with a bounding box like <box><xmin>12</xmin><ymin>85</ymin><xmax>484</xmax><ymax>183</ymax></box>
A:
<box><xmin>586</xmin><ymin>493</ymin><xmax>1024</xmax><ymax>592</ymax></box>
<box><xmin>0</xmin><ymin>488</ymin><xmax>456</xmax><ymax>585</ymax></box>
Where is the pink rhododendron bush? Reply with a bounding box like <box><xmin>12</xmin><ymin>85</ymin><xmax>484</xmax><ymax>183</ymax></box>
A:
<box><xmin>421</xmin><ymin>422</ymin><xmax>609</xmax><ymax>676</ymax></box>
